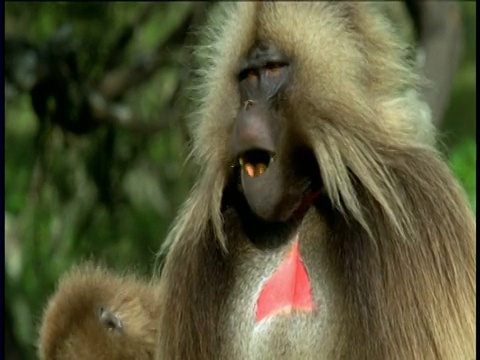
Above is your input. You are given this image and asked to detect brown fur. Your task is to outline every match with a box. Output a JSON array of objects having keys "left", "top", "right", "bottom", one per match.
[
  {"left": 155, "top": 3, "right": 475, "bottom": 360},
  {"left": 38, "top": 263, "right": 160, "bottom": 360}
]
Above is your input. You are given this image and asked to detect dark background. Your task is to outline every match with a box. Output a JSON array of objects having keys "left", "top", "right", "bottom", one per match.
[{"left": 4, "top": 2, "right": 476, "bottom": 359}]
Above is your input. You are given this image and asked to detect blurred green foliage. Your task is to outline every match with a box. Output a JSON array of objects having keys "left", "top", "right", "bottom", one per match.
[
  {"left": 4, "top": 3, "right": 476, "bottom": 360},
  {"left": 443, "top": 2, "right": 476, "bottom": 212},
  {"left": 450, "top": 139, "right": 476, "bottom": 212}
]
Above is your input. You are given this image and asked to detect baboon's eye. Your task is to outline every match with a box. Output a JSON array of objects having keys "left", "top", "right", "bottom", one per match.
[
  {"left": 239, "top": 68, "right": 258, "bottom": 83},
  {"left": 265, "top": 62, "right": 287, "bottom": 77}
]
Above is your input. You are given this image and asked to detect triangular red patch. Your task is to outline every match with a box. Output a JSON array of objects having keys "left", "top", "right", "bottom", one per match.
[{"left": 255, "top": 238, "right": 314, "bottom": 322}]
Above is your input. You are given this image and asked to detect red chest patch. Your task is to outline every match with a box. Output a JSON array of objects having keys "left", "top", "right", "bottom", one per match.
[{"left": 255, "top": 237, "right": 315, "bottom": 322}]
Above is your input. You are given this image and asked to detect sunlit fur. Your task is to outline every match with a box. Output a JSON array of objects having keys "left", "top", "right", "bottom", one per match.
[
  {"left": 38, "top": 264, "right": 160, "bottom": 360},
  {"left": 156, "top": 2, "right": 475, "bottom": 359}
]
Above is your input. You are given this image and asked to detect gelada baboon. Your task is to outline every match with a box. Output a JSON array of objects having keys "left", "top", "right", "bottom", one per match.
[
  {"left": 38, "top": 263, "right": 160, "bottom": 360},
  {"left": 156, "top": 2, "right": 475, "bottom": 360}
]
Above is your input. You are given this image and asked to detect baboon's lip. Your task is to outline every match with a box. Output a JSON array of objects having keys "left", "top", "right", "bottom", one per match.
[{"left": 236, "top": 148, "right": 276, "bottom": 178}]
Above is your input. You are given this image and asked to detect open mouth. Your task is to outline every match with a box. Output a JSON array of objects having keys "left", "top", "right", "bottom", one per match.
[
  {"left": 237, "top": 149, "right": 276, "bottom": 178},
  {"left": 229, "top": 143, "right": 321, "bottom": 223}
]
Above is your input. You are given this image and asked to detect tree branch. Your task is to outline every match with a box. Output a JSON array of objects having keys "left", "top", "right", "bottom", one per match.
[{"left": 405, "top": 1, "right": 463, "bottom": 126}]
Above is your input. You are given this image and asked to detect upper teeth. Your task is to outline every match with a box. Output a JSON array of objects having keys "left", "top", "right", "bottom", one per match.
[
  {"left": 244, "top": 163, "right": 267, "bottom": 177},
  {"left": 239, "top": 157, "right": 272, "bottom": 177},
  {"left": 236, "top": 151, "right": 275, "bottom": 178}
]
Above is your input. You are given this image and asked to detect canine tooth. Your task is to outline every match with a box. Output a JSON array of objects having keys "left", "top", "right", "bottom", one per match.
[
  {"left": 256, "top": 164, "right": 267, "bottom": 175},
  {"left": 245, "top": 164, "right": 255, "bottom": 177}
]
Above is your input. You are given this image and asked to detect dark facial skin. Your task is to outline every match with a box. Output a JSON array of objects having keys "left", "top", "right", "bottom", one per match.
[
  {"left": 230, "top": 42, "right": 319, "bottom": 223},
  {"left": 98, "top": 306, "right": 123, "bottom": 332}
]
